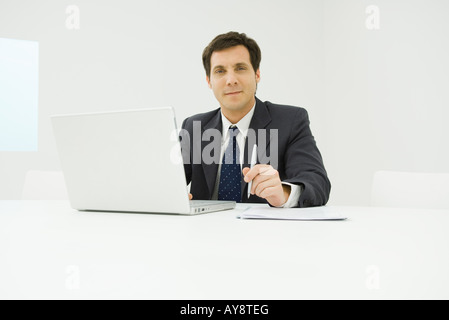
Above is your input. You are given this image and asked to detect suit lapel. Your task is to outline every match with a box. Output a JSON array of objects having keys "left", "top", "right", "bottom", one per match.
[
  {"left": 201, "top": 109, "right": 222, "bottom": 198},
  {"left": 241, "top": 98, "right": 272, "bottom": 197}
]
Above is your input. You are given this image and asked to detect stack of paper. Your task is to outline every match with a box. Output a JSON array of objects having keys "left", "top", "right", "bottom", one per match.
[{"left": 237, "top": 206, "right": 347, "bottom": 221}]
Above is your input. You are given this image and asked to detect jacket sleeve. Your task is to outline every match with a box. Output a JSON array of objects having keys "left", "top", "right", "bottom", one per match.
[
  {"left": 283, "top": 108, "right": 331, "bottom": 207},
  {"left": 180, "top": 117, "right": 192, "bottom": 185}
]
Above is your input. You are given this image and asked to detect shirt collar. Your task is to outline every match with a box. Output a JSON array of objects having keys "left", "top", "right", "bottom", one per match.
[{"left": 220, "top": 101, "right": 256, "bottom": 141}]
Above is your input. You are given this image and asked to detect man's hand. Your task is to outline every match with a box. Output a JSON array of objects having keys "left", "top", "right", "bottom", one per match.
[
  {"left": 243, "top": 164, "right": 291, "bottom": 207},
  {"left": 189, "top": 193, "right": 193, "bottom": 200}
]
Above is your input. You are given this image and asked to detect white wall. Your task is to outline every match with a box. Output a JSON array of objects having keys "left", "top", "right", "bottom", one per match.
[
  {"left": 0, "top": 0, "right": 448, "bottom": 205},
  {"left": 322, "top": 0, "right": 449, "bottom": 205}
]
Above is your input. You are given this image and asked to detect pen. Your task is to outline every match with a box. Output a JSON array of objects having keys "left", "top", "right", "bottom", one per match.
[{"left": 247, "top": 144, "right": 257, "bottom": 198}]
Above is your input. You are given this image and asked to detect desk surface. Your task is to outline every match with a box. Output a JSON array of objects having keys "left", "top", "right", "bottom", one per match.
[{"left": 1, "top": 201, "right": 448, "bottom": 300}]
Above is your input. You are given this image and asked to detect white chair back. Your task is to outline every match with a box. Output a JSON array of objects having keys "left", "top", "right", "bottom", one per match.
[{"left": 371, "top": 171, "right": 449, "bottom": 210}]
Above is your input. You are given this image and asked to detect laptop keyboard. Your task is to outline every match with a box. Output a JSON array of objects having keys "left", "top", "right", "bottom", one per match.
[{"left": 190, "top": 200, "right": 226, "bottom": 208}]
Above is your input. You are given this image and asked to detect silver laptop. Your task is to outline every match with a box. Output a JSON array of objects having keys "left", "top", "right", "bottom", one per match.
[{"left": 51, "top": 107, "right": 236, "bottom": 215}]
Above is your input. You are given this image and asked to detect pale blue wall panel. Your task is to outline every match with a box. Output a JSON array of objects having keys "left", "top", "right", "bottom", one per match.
[{"left": 0, "top": 38, "right": 39, "bottom": 151}]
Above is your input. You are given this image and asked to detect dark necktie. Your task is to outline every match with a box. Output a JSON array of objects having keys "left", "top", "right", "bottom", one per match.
[{"left": 218, "top": 126, "right": 242, "bottom": 202}]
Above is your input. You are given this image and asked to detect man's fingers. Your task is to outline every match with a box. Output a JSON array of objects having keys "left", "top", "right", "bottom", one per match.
[
  {"left": 189, "top": 193, "right": 193, "bottom": 200},
  {"left": 244, "top": 164, "right": 276, "bottom": 183},
  {"left": 244, "top": 165, "right": 287, "bottom": 206},
  {"left": 254, "top": 179, "right": 280, "bottom": 197},
  {"left": 250, "top": 173, "right": 275, "bottom": 194},
  {"left": 259, "top": 186, "right": 281, "bottom": 199}
]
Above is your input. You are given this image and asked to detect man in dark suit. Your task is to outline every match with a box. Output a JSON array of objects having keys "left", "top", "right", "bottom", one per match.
[{"left": 180, "top": 32, "right": 330, "bottom": 208}]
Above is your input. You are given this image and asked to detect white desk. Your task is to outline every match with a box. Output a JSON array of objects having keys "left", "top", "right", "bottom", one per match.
[{"left": 1, "top": 201, "right": 448, "bottom": 300}]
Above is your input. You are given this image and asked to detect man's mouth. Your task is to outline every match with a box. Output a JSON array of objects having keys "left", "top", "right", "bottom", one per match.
[{"left": 225, "top": 91, "right": 242, "bottom": 96}]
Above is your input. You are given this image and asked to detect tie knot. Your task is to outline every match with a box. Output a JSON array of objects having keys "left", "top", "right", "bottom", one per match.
[{"left": 229, "top": 125, "right": 239, "bottom": 134}]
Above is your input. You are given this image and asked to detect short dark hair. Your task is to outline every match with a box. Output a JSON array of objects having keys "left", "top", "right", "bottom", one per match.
[{"left": 202, "top": 31, "right": 262, "bottom": 77}]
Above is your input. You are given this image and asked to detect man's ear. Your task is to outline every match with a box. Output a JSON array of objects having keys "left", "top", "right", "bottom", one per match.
[
  {"left": 206, "top": 75, "right": 212, "bottom": 89},
  {"left": 255, "top": 69, "right": 261, "bottom": 83}
]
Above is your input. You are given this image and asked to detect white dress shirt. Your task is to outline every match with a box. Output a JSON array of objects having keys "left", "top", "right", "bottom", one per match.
[{"left": 211, "top": 103, "right": 301, "bottom": 207}]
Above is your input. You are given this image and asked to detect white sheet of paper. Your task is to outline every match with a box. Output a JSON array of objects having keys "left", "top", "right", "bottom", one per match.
[{"left": 237, "top": 206, "right": 347, "bottom": 221}]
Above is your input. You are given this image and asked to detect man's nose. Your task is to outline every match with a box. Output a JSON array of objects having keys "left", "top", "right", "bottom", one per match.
[{"left": 226, "top": 72, "right": 238, "bottom": 86}]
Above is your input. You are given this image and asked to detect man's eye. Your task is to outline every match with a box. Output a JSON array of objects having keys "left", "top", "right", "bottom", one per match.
[{"left": 215, "top": 69, "right": 225, "bottom": 74}]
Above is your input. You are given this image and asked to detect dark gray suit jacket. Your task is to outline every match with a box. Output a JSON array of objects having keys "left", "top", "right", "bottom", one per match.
[{"left": 180, "top": 97, "right": 331, "bottom": 207}]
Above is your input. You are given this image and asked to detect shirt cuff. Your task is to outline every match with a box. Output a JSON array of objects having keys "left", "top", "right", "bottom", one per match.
[{"left": 277, "top": 182, "right": 302, "bottom": 208}]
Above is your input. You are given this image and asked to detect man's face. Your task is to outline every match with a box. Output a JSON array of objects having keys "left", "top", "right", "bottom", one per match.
[{"left": 207, "top": 45, "right": 260, "bottom": 115}]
